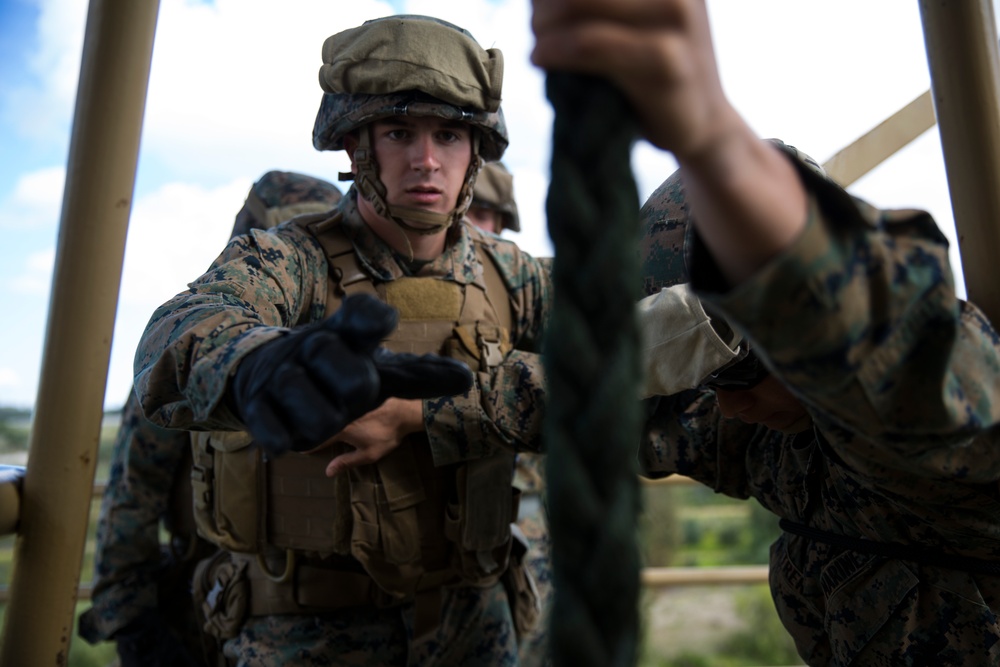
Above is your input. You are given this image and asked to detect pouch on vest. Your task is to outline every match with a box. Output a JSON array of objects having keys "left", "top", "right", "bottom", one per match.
[
  {"left": 444, "top": 459, "right": 517, "bottom": 583},
  {"left": 347, "top": 428, "right": 462, "bottom": 599},
  {"left": 267, "top": 444, "right": 352, "bottom": 556},
  {"left": 191, "top": 431, "right": 262, "bottom": 553},
  {"left": 192, "top": 549, "right": 250, "bottom": 641},
  {"left": 350, "top": 441, "right": 425, "bottom": 568}
]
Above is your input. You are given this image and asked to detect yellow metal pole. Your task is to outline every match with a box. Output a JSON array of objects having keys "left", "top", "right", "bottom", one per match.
[
  {"left": 0, "top": 0, "right": 159, "bottom": 663},
  {"left": 822, "top": 90, "right": 936, "bottom": 188},
  {"left": 918, "top": 0, "right": 1000, "bottom": 323}
]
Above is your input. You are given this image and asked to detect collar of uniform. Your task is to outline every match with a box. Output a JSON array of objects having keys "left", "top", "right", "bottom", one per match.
[{"left": 339, "top": 187, "right": 487, "bottom": 287}]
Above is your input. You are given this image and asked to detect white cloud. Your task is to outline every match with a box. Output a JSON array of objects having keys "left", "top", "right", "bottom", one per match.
[
  {"left": 101, "top": 177, "right": 263, "bottom": 408},
  {"left": 137, "top": 0, "right": 397, "bottom": 180},
  {"left": 11, "top": 248, "right": 55, "bottom": 296},
  {"left": 130, "top": 0, "right": 559, "bottom": 257},
  {"left": 0, "top": 369, "right": 18, "bottom": 388},
  {"left": 7, "top": 0, "right": 1000, "bottom": 410},
  {"left": 710, "top": 1, "right": 931, "bottom": 163},
  {"left": 0, "top": 166, "right": 65, "bottom": 229},
  {"left": 5, "top": 0, "right": 87, "bottom": 141},
  {"left": 118, "top": 178, "right": 254, "bottom": 309},
  {"left": 501, "top": 164, "right": 553, "bottom": 258}
]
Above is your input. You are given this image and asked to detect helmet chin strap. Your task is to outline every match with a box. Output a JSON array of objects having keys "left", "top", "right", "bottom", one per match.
[{"left": 346, "top": 126, "right": 483, "bottom": 244}]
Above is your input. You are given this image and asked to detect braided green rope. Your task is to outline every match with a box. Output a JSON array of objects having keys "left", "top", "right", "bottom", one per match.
[{"left": 543, "top": 72, "right": 642, "bottom": 667}]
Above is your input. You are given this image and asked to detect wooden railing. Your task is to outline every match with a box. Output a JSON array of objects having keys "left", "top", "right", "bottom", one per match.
[{"left": 0, "top": 474, "right": 771, "bottom": 605}]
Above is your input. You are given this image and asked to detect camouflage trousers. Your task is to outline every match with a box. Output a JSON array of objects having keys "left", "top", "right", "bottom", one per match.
[
  {"left": 771, "top": 534, "right": 1000, "bottom": 666},
  {"left": 222, "top": 581, "right": 517, "bottom": 666},
  {"left": 516, "top": 496, "right": 552, "bottom": 667}
]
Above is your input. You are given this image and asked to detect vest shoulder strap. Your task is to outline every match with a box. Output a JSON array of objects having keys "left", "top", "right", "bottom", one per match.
[
  {"left": 304, "top": 217, "right": 515, "bottom": 332},
  {"left": 470, "top": 237, "right": 514, "bottom": 334},
  {"left": 302, "top": 215, "right": 378, "bottom": 311}
]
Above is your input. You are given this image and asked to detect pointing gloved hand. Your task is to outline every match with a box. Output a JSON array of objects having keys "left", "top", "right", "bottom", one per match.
[{"left": 229, "top": 293, "right": 473, "bottom": 456}]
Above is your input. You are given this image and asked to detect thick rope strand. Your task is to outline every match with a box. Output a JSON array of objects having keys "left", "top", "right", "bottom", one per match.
[{"left": 543, "top": 72, "right": 643, "bottom": 667}]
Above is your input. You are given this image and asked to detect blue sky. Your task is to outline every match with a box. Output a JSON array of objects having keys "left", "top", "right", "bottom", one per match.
[{"left": 0, "top": 0, "right": 989, "bottom": 409}]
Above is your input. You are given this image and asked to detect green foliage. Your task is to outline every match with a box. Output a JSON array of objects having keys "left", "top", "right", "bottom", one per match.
[
  {"left": 638, "top": 483, "right": 680, "bottom": 566},
  {"left": 639, "top": 586, "right": 801, "bottom": 667},
  {"left": 0, "top": 420, "right": 29, "bottom": 452},
  {"left": 637, "top": 483, "right": 795, "bottom": 666},
  {"left": 640, "top": 652, "right": 714, "bottom": 667},
  {"left": 718, "top": 586, "right": 801, "bottom": 665},
  {"left": 0, "top": 408, "right": 32, "bottom": 423},
  {"left": 672, "top": 491, "right": 779, "bottom": 567},
  {"left": 638, "top": 482, "right": 781, "bottom": 569}
]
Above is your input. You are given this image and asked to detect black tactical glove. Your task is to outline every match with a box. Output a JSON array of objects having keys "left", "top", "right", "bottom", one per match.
[
  {"left": 229, "top": 293, "right": 474, "bottom": 455},
  {"left": 115, "top": 609, "right": 203, "bottom": 667}
]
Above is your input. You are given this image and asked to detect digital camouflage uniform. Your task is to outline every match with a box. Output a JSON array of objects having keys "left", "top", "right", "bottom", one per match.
[
  {"left": 639, "top": 143, "right": 1000, "bottom": 666},
  {"left": 471, "top": 161, "right": 551, "bottom": 666},
  {"left": 78, "top": 392, "right": 214, "bottom": 660},
  {"left": 78, "top": 170, "right": 344, "bottom": 662},
  {"left": 132, "top": 17, "right": 551, "bottom": 666},
  {"left": 135, "top": 190, "right": 550, "bottom": 666}
]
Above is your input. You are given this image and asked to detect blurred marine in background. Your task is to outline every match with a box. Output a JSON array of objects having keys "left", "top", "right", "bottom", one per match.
[
  {"left": 78, "top": 171, "right": 343, "bottom": 667},
  {"left": 468, "top": 161, "right": 550, "bottom": 666}
]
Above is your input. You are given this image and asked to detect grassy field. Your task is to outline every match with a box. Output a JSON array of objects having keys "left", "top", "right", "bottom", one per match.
[{"left": 0, "top": 410, "right": 800, "bottom": 666}]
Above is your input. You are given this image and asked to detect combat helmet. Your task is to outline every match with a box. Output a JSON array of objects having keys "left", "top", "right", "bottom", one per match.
[
  {"left": 639, "top": 138, "right": 827, "bottom": 298},
  {"left": 637, "top": 168, "right": 768, "bottom": 389},
  {"left": 312, "top": 15, "right": 508, "bottom": 235},
  {"left": 232, "top": 170, "right": 343, "bottom": 237},
  {"left": 638, "top": 168, "right": 691, "bottom": 299},
  {"left": 471, "top": 161, "right": 520, "bottom": 232}
]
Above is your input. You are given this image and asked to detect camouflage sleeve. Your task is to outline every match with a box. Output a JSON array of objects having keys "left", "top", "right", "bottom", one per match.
[
  {"left": 511, "top": 255, "right": 553, "bottom": 352},
  {"left": 640, "top": 389, "right": 757, "bottom": 498},
  {"left": 692, "top": 154, "right": 1000, "bottom": 473},
  {"left": 481, "top": 348, "right": 546, "bottom": 454},
  {"left": 78, "top": 392, "right": 186, "bottom": 642},
  {"left": 133, "top": 224, "right": 329, "bottom": 429},
  {"left": 423, "top": 247, "right": 552, "bottom": 464},
  {"left": 640, "top": 389, "right": 810, "bottom": 514}
]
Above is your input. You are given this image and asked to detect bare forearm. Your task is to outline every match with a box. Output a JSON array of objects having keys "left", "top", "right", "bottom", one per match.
[{"left": 679, "top": 125, "right": 808, "bottom": 286}]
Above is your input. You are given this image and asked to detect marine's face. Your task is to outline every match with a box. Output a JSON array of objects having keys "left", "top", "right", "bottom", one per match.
[
  {"left": 714, "top": 375, "right": 812, "bottom": 434},
  {"left": 466, "top": 205, "right": 502, "bottom": 234},
  {"left": 352, "top": 115, "right": 472, "bottom": 227}
]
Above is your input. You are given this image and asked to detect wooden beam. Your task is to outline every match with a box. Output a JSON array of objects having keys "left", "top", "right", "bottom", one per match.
[{"left": 822, "top": 90, "right": 936, "bottom": 187}]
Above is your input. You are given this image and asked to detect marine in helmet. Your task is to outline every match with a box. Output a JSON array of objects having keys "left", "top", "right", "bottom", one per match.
[
  {"left": 635, "top": 147, "right": 1000, "bottom": 667},
  {"left": 531, "top": 1, "right": 1000, "bottom": 662},
  {"left": 634, "top": 144, "right": 1000, "bottom": 664},
  {"left": 79, "top": 171, "right": 344, "bottom": 667},
  {"left": 464, "top": 160, "right": 551, "bottom": 664},
  {"left": 467, "top": 161, "right": 520, "bottom": 235},
  {"left": 133, "top": 15, "right": 551, "bottom": 666}
]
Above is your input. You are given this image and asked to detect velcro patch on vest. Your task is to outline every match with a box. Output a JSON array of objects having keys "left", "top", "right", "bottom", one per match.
[{"left": 382, "top": 278, "right": 462, "bottom": 321}]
